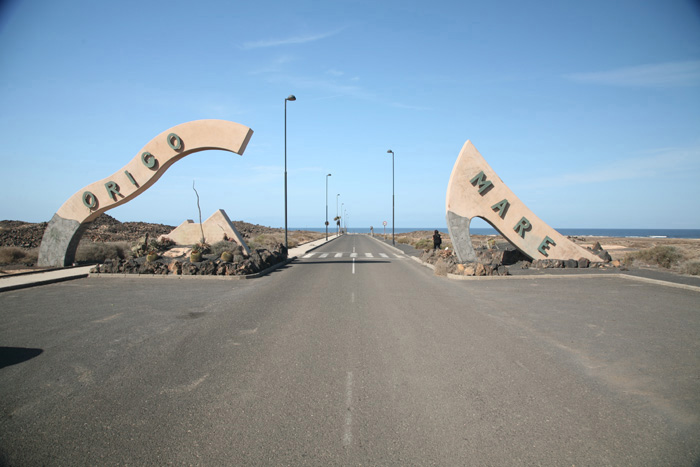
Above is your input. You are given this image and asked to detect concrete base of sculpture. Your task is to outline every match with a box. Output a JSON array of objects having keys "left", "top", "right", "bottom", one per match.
[
  {"left": 37, "top": 214, "right": 86, "bottom": 266},
  {"left": 161, "top": 209, "right": 250, "bottom": 255},
  {"left": 446, "top": 140, "right": 600, "bottom": 263}
]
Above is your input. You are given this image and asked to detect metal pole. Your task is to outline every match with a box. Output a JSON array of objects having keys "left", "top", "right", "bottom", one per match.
[
  {"left": 284, "top": 99, "right": 288, "bottom": 250},
  {"left": 387, "top": 150, "right": 395, "bottom": 246},
  {"left": 284, "top": 95, "right": 296, "bottom": 251},
  {"left": 325, "top": 174, "right": 331, "bottom": 240}
]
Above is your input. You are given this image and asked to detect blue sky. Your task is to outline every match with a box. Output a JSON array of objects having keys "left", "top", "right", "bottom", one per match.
[{"left": 1, "top": 0, "right": 699, "bottom": 230}]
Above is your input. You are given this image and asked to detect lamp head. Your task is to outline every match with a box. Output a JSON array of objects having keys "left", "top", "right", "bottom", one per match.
[
  {"left": 286, "top": 95, "right": 296, "bottom": 101},
  {"left": 327, "top": 173, "right": 332, "bottom": 177},
  {"left": 387, "top": 149, "right": 394, "bottom": 154}
]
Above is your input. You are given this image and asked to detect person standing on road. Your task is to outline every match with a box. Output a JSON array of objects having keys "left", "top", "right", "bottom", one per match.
[{"left": 433, "top": 230, "right": 442, "bottom": 250}]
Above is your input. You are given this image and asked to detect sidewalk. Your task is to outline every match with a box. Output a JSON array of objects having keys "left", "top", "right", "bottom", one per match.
[
  {"left": 0, "top": 266, "right": 94, "bottom": 293},
  {"left": 0, "top": 235, "right": 342, "bottom": 293}
]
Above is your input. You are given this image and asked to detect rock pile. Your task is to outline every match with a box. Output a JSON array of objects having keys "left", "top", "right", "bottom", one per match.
[
  {"left": 0, "top": 220, "right": 47, "bottom": 248},
  {"left": 420, "top": 242, "right": 616, "bottom": 277},
  {"left": 91, "top": 244, "right": 288, "bottom": 277}
]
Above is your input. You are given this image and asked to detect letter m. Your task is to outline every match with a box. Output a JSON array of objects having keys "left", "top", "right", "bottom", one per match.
[{"left": 470, "top": 171, "right": 493, "bottom": 195}]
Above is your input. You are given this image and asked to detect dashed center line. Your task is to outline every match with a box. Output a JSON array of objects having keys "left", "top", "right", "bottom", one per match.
[
  {"left": 379, "top": 253, "right": 389, "bottom": 258},
  {"left": 343, "top": 371, "right": 354, "bottom": 446},
  {"left": 334, "top": 253, "right": 343, "bottom": 258},
  {"left": 319, "top": 253, "right": 329, "bottom": 258},
  {"left": 364, "top": 253, "right": 373, "bottom": 258}
]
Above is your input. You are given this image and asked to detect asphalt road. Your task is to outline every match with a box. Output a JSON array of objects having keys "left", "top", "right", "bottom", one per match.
[{"left": 1, "top": 234, "right": 699, "bottom": 465}]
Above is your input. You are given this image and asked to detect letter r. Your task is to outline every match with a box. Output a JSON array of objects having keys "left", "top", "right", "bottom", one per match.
[{"left": 513, "top": 217, "right": 531, "bottom": 238}]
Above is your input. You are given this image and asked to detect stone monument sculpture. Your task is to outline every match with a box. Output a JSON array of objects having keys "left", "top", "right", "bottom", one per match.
[
  {"left": 446, "top": 140, "right": 600, "bottom": 263},
  {"left": 38, "top": 119, "right": 253, "bottom": 266},
  {"left": 161, "top": 209, "right": 251, "bottom": 255}
]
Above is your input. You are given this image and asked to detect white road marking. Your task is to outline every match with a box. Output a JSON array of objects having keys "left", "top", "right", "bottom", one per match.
[
  {"left": 353, "top": 246, "right": 356, "bottom": 253},
  {"left": 351, "top": 292, "right": 355, "bottom": 303},
  {"left": 379, "top": 253, "right": 389, "bottom": 258},
  {"left": 319, "top": 253, "right": 329, "bottom": 258},
  {"left": 350, "top": 253, "right": 358, "bottom": 258},
  {"left": 352, "top": 258, "right": 355, "bottom": 274},
  {"left": 343, "top": 371, "right": 354, "bottom": 446},
  {"left": 364, "top": 253, "right": 373, "bottom": 258},
  {"left": 334, "top": 253, "right": 343, "bottom": 258},
  {"left": 303, "top": 253, "right": 315, "bottom": 258}
]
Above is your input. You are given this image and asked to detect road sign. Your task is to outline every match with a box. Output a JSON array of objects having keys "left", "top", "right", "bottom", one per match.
[{"left": 383, "top": 221, "right": 387, "bottom": 226}]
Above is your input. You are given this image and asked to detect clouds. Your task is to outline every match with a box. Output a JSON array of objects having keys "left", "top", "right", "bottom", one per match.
[
  {"left": 241, "top": 29, "right": 344, "bottom": 50},
  {"left": 527, "top": 145, "right": 700, "bottom": 188},
  {"left": 566, "top": 60, "right": 700, "bottom": 87}
]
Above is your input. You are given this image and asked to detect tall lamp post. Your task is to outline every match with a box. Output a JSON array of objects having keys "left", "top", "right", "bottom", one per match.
[
  {"left": 325, "top": 173, "right": 332, "bottom": 240},
  {"left": 387, "top": 149, "right": 395, "bottom": 245},
  {"left": 341, "top": 203, "right": 344, "bottom": 234},
  {"left": 336, "top": 194, "right": 340, "bottom": 235},
  {"left": 284, "top": 94, "right": 296, "bottom": 250}
]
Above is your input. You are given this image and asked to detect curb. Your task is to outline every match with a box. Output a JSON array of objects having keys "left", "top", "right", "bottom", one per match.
[
  {"left": 0, "top": 272, "right": 91, "bottom": 293},
  {"left": 444, "top": 272, "right": 700, "bottom": 292}
]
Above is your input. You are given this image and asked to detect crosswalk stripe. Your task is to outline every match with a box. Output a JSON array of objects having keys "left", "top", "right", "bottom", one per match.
[{"left": 300, "top": 252, "right": 403, "bottom": 260}]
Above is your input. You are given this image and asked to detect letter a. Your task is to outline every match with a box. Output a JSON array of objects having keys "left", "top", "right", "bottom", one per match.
[{"left": 491, "top": 199, "right": 510, "bottom": 219}]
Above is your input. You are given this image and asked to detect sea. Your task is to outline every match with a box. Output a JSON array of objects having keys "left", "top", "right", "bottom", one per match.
[{"left": 294, "top": 227, "right": 700, "bottom": 239}]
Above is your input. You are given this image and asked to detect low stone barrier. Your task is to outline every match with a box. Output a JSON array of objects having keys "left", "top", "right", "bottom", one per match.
[{"left": 90, "top": 245, "right": 287, "bottom": 277}]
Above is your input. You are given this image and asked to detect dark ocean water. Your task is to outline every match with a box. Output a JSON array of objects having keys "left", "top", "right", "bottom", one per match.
[{"left": 296, "top": 227, "right": 700, "bottom": 239}]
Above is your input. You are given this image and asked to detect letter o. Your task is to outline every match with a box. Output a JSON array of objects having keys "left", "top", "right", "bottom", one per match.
[
  {"left": 82, "top": 191, "right": 97, "bottom": 209},
  {"left": 141, "top": 151, "right": 156, "bottom": 169},
  {"left": 167, "top": 133, "right": 182, "bottom": 151}
]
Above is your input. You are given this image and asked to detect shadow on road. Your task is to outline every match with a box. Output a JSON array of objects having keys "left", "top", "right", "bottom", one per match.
[{"left": 0, "top": 347, "right": 43, "bottom": 369}]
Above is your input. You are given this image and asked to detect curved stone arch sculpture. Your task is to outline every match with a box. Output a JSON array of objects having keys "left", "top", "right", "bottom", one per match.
[
  {"left": 38, "top": 119, "right": 254, "bottom": 266},
  {"left": 446, "top": 140, "right": 600, "bottom": 263}
]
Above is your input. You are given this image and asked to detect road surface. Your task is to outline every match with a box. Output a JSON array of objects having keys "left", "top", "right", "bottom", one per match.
[{"left": 1, "top": 234, "right": 699, "bottom": 465}]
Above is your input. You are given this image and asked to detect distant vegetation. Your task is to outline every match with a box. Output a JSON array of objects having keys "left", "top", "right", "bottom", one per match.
[{"left": 624, "top": 246, "right": 684, "bottom": 269}]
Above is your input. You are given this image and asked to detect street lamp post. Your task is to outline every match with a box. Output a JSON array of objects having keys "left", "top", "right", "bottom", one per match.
[
  {"left": 341, "top": 203, "right": 344, "bottom": 234},
  {"left": 387, "top": 149, "right": 395, "bottom": 245},
  {"left": 325, "top": 173, "right": 332, "bottom": 240},
  {"left": 284, "top": 94, "right": 296, "bottom": 251}
]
